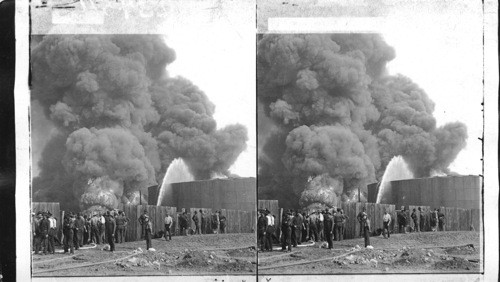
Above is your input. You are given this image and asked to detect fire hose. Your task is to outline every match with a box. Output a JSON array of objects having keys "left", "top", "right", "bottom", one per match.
[{"left": 32, "top": 249, "right": 143, "bottom": 274}]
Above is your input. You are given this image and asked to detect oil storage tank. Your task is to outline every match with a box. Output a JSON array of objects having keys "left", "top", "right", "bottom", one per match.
[
  {"left": 386, "top": 175, "right": 481, "bottom": 209},
  {"left": 158, "top": 177, "right": 256, "bottom": 212}
]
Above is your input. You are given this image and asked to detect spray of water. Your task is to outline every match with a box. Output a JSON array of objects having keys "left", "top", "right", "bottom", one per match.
[
  {"left": 157, "top": 158, "right": 195, "bottom": 206},
  {"left": 376, "top": 155, "right": 414, "bottom": 204}
]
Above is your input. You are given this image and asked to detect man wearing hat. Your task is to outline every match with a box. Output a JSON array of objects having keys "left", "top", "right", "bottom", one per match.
[
  {"left": 257, "top": 210, "right": 267, "bottom": 251},
  {"left": 219, "top": 211, "right": 227, "bottom": 234},
  {"left": 292, "top": 210, "right": 303, "bottom": 247},
  {"left": 138, "top": 209, "right": 148, "bottom": 239},
  {"left": 334, "top": 208, "right": 344, "bottom": 241},
  {"left": 308, "top": 210, "right": 318, "bottom": 242},
  {"left": 357, "top": 207, "right": 367, "bottom": 238},
  {"left": 281, "top": 211, "right": 293, "bottom": 252},
  {"left": 90, "top": 213, "right": 101, "bottom": 244},
  {"left": 397, "top": 206, "right": 407, "bottom": 234},
  {"left": 323, "top": 209, "right": 334, "bottom": 249},
  {"left": 265, "top": 209, "right": 274, "bottom": 251},
  {"left": 47, "top": 212, "right": 57, "bottom": 254},
  {"left": 74, "top": 213, "right": 85, "bottom": 249},
  {"left": 105, "top": 211, "right": 116, "bottom": 252},
  {"left": 35, "top": 212, "right": 50, "bottom": 255},
  {"left": 99, "top": 212, "right": 106, "bottom": 243},
  {"left": 115, "top": 211, "right": 126, "bottom": 243},
  {"left": 144, "top": 214, "right": 153, "bottom": 250},
  {"left": 63, "top": 212, "right": 75, "bottom": 254}
]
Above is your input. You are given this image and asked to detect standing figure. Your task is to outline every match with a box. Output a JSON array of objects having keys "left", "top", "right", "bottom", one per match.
[
  {"left": 164, "top": 213, "right": 173, "bottom": 241},
  {"left": 63, "top": 213, "right": 74, "bottom": 254},
  {"left": 138, "top": 210, "right": 148, "bottom": 239},
  {"left": 192, "top": 211, "right": 200, "bottom": 234},
  {"left": 74, "top": 213, "right": 85, "bottom": 248},
  {"left": 382, "top": 209, "right": 391, "bottom": 239},
  {"left": 211, "top": 211, "right": 219, "bottom": 234},
  {"left": 318, "top": 211, "right": 324, "bottom": 241},
  {"left": 265, "top": 210, "right": 275, "bottom": 251},
  {"left": 219, "top": 212, "right": 227, "bottom": 234},
  {"left": 430, "top": 209, "right": 438, "bottom": 232},
  {"left": 35, "top": 212, "right": 50, "bottom": 255},
  {"left": 99, "top": 212, "right": 106, "bottom": 243},
  {"left": 334, "top": 208, "right": 343, "bottom": 241},
  {"left": 308, "top": 211, "right": 318, "bottom": 242},
  {"left": 411, "top": 208, "right": 419, "bottom": 232},
  {"left": 281, "top": 211, "right": 293, "bottom": 252},
  {"left": 302, "top": 212, "right": 309, "bottom": 242},
  {"left": 323, "top": 209, "right": 334, "bottom": 249},
  {"left": 418, "top": 207, "right": 425, "bottom": 232},
  {"left": 115, "top": 211, "right": 126, "bottom": 243},
  {"left": 362, "top": 213, "right": 371, "bottom": 248},
  {"left": 357, "top": 207, "right": 366, "bottom": 237},
  {"left": 200, "top": 210, "right": 206, "bottom": 235},
  {"left": 144, "top": 216, "right": 153, "bottom": 250},
  {"left": 104, "top": 211, "right": 116, "bottom": 252},
  {"left": 257, "top": 210, "right": 267, "bottom": 251},
  {"left": 179, "top": 212, "right": 188, "bottom": 235},
  {"left": 437, "top": 209, "right": 446, "bottom": 231},
  {"left": 47, "top": 212, "right": 57, "bottom": 254},
  {"left": 90, "top": 213, "right": 101, "bottom": 244},
  {"left": 83, "top": 215, "right": 90, "bottom": 244},
  {"left": 397, "top": 206, "right": 407, "bottom": 234},
  {"left": 340, "top": 209, "right": 349, "bottom": 240},
  {"left": 292, "top": 211, "right": 303, "bottom": 246}
]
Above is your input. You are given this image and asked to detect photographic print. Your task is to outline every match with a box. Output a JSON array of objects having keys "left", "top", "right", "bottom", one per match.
[
  {"left": 28, "top": 0, "right": 256, "bottom": 279},
  {"left": 257, "top": 0, "right": 485, "bottom": 276}
]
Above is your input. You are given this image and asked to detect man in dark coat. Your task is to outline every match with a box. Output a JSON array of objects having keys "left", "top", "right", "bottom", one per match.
[
  {"left": 35, "top": 212, "right": 50, "bottom": 255},
  {"left": 138, "top": 210, "right": 148, "bottom": 239},
  {"left": 257, "top": 210, "right": 267, "bottom": 251},
  {"left": 192, "top": 211, "right": 200, "bottom": 234},
  {"left": 200, "top": 210, "right": 207, "bottom": 234},
  {"left": 323, "top": 209, "right": 334, "bottom": 249},
  {"left": 293, "top": 211, "right": 303, "bottom": 246},
  {"left": 302, "top": 212, "right": 309, "bottom": 242},
  {"left": 411, "top": 208, "right": 419, "bottom": 232},
  {"left": 418, "top": 207, "right": 425, "bottom": 232},
  {"left": 281, "top": 211, "right": 293, "bottom": 252},
  {"left": 397, "top": 206, "right": 407, "bottom": 234},
  {"left": 179, "top": 212, "right": 188, "bottom": 235},
  {"left": 357, "top": 207, "right": 366, "bottom": 237},
  {"left": 334, "top": 208, "right": 344, "bottom": 241},
  {"left": 74, "top": 213, "right": 85, "bottom": 248},
  {"left": 437, "top": 209, "right": 446, "bottom": 231},
  {"left": 105, "top": 211, "right": 116, "bottom": 252},
  {"left": 144, "top": 215, "right": 153, "bottom": 250},
  {"left": 63, "top": 213, "right": 75, "bottom": 254},
  {"left": 115, "top": 211, "right": 126, "bottom": 243},
  {"left": 47, "top": 212, "right": 57, "bottom": 254},
  {"left": 219, "top": 213, "right": 227, "bottom": 234}
]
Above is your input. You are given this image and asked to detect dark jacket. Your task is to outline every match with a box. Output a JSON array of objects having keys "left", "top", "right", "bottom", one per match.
[
  {"left": 258, "top": 215, "right": 267, "bottom": 231},
  {"left": 323, "top": 214, "right": 334, "bottom": 234},
  {"left": 105, "top": 216, "right": 116, "bottom": 235},
  {"left": 38, "top": 218, "right": 50, "bottom": 236}
]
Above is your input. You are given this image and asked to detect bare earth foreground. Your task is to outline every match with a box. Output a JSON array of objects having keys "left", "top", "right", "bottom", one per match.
[
  {"left": 32, "top": 233, "right": 256, "bottom": 276},
  {"left": 258, "top": 231, "right": 481, "bottom": 275}
]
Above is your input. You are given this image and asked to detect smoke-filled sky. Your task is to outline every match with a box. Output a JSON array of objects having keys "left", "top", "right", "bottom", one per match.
[
  {"left": 257, "top": 1, "right": 483, "bottom": 209},
  {"left": 257, "top": 33, "right": 477, "bottom": 209},
  {"left": 31, "top": 34, "right": 253, "bottom": 211}
]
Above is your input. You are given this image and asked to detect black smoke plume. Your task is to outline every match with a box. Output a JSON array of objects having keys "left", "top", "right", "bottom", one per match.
[
  {"left": 31, "top": 35, "right": 248, "bottom": 211},
  {"left": 257, "top": 34, "right": 467, "bottom": 209}
]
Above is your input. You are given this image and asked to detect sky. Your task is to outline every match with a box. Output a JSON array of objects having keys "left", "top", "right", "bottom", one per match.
[
  {"left": 159, "top": 0, "right": 256, "bottom": 178},
  {"left": 380, "top": 1, "right": 483, "bottom": 176}
]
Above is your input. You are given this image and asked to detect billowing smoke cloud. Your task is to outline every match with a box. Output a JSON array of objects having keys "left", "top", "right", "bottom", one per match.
[
  {"left": 257, "top": 34, "right": 467, "bottom": 209},
  {"left": 31, "top": 35, "right": 248, "bottom": 211}
]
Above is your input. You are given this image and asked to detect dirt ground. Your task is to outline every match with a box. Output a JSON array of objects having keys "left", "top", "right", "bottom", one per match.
[
  {"left": 258, "top": 231, "right": 481, "bottom": 274},
  {"left": 32, "top": 233, "right": 256, "bottom": 276}
]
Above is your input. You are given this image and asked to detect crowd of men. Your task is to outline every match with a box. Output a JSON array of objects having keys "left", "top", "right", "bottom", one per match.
[
  {"left": 258, "top": 205, "right": 449, "bottom": 252},
  {"left": 32, "top": 209, "right": 130, "bottom": 255},
  {"left": 258, "top": 208, "right": 350, "bottom": 252}
]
